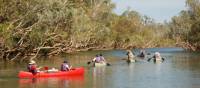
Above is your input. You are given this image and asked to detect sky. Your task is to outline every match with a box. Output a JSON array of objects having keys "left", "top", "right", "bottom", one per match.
[{"left": 112, "top": 0, "right": 187, "bottom": 23}]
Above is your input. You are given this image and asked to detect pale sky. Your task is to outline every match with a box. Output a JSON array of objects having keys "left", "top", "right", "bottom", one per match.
[{"left": 112, "top": 0, "right": 186, "bottom": 23}]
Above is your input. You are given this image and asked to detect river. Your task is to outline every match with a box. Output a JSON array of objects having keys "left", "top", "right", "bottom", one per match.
[{"left": 1, "top": 48, "right": 200, "bottom": 88}]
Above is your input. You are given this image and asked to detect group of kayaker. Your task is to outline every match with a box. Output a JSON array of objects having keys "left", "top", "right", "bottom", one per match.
[
  {"left": 126, "top": 49, "right": 164, "bottom": 63},
  {"left": 90, "top": 49, "right": 164, "bottom": 65},
  {"left": 27, "top": 60, "right": 72, "bottom": 75},
  {"left": 27, "top": 53, "right": 107, "bottom": 75},
  {"left": 27, "top": 49, "right": 164, "bottom": 75}
]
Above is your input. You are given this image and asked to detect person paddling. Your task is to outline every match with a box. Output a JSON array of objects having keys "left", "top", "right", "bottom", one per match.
[
  {"left": 87, "top": 54, "right": 110, "bottom": 66},
  {"left": 27, "top": 60, "right": 39, "bottom": 75},
  {"left": 147, "top": 52, "right": 165, "bottom": 62},
  {"left": 99, "top": 54, "right": 106, "bottom": 63},
  {"left": 126, "top": 50, "right": 136, "bottom": 63},
  {"left": 139, "top": 49, "right": 146, "bottom": 57},
  {"left": 92, "top": 54, "right": 101, "bottom": 63},
  {"left": 61, "top": 61, "right": 72, "bottom": 71}
]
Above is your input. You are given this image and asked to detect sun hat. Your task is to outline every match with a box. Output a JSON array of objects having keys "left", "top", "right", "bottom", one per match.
[
  {"left": 155, "top": 52, "right": 160, "bottom": 56},
  {"left": 29, "top": 60, "right": 36, "bottom": 64}
]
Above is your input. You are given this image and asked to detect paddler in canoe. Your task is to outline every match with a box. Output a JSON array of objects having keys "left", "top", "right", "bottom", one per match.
[
  {"left": 92, "top": 54, "right": 106, "bottom": 63},
  {"left": 87, "top": 54, "right": 110, "bottom": 66},
  {"left": 138, "top": 49, "right": 146, "bottom": 58},
  {"left": 27, "top": 60, "right": 57, "bottom": 75},
  {"left": 61, "top": 60, "right": 72, "bottom": 71},
  {"left": 19, "top": 60, "right": 83, "bottom": 78},
  {"left": 147, "top": 52, "right": 165, "bottom": 63},
  {"left": 126, "top": 50, "right": 136, "bottom": 63},
  {"left": 27, "top": 60, "right": 41, "bottom": 75},
  {"left": 92, "top": 54, "right": 107, "bottom": 66}
]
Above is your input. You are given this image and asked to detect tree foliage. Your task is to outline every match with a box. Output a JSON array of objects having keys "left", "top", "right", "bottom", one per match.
[
  {"left": 169, "top": 0, "right": 200, "bottom": 50},
  {"left": 0, "top": 0, "right": 175, "bottom": 61}
]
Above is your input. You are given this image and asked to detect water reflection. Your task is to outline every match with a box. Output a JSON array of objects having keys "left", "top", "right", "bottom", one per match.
[
  {"left": 92, "top": 67, "right": 106, "bottom": 88},
  {"left": 1, "top": 48, "right": 200, "bottom": 88},
  {"left": 127, "top": 63, "right": 135, "bottom": 77},
  {"left": 155, "top": 63, "right": 162, "bottom": 75},
  {"left": 19, "top": 76, "right": 84, "bottom": 88}
]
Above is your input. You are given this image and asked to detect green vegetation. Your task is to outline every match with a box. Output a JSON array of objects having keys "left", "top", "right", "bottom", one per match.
[
  {"left": 0, "top": 0, "right": 199, "bottom": 61},
  {"left": 168, "top": 0, "right": 200, "bottom": 50}
]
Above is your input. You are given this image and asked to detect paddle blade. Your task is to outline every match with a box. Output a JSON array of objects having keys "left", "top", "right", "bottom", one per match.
[
  {"left": 87, "top": 61, "right": 91, "bottom": 65},
  {"left": 147, "top": 58, "right": 151, "bottom": 62},
  {"left": 106, "top": 63, "right": 111, "bottom": 66},
  {"left": 162, "top": 58, "right": 165, "bottom": 62}
]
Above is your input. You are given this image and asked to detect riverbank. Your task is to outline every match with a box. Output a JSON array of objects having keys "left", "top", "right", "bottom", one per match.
[
  {"left": 1, "top": 40, "right": 194, "bottom": 62},
  {"left": 1, "top": 35, "right": 198, "bottom": 63}
]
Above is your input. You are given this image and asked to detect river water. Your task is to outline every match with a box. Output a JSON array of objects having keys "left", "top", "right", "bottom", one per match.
[{"left": 1, "top": 48, "right": 200, "bottom": 88}]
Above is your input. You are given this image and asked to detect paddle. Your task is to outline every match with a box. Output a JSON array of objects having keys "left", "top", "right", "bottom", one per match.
[
  {"left": 106, "top": 63, "right": 111, "bottom": 66},
  {"left": 161, "top": 57, "right": 165, "bottom": 62},
  {"left": 147, "top": 57, "right": 165, "bottom": 62},
  {"left": 162, "top": 57, "right": 165, "bottom": 60},
  {"left": 87, "top": 61, "right": 92, "bottom": 65},
  {"left": 147, "top": 58, "right": 152, "bottom": 62}
]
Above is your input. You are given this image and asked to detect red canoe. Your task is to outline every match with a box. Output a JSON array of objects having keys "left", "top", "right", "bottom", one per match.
[{"left": 18, "top": 67, "right": 84, "bottom": 78}]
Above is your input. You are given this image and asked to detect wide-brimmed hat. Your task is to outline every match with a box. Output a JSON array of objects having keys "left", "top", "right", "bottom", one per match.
[
  {"left": 29, "top": 60, "right": 36, "bottom": 64},
  {"left": 155, "top": 52, "right": 160, "bottom": 56}
]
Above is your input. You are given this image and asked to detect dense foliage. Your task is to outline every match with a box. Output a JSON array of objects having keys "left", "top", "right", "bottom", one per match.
[
  {"left": 169, "top": 0, "right": 200, "bottom": 50},
  {"left": 2, "top": 0, "right": 197, "bottom": 61}
]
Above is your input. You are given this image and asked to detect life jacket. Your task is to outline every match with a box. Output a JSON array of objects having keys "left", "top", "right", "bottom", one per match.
[
  {"left": 153, "top": 55, "right": 162, "bottom": 62},
  {"left": 28, "top": 64, "right": 37, "bottom": 75},
  {"left": 61, "top": 63, "right": 69, "bottom": 71},
  {"left": 27, "top": 64, "right": 36, "bottom": 71},
  {"left": 127, "top": 51, "right": 134, "bottom": 58},
  {"left": 95, "top": 57, "right": 101, "bottom": 63},
  {"left": 99, "top": 56, "right": 105, "bottom": 62},
  {"left": 30, "top": 65, "right": 36, "bottom": 70}
]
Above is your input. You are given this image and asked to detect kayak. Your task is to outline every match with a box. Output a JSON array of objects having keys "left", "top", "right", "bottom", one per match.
[
  {"left": 153, "top": 58, "right": 162, "bottom": 63},
  {"left": 94, "top": 62, "right": 106, "bottom": 67},
  {"left": 127, "top": 59, "right": 135, "bottom": 63},
  {"left": 18, "top": 67, "right": 84, "bottom": 78}
]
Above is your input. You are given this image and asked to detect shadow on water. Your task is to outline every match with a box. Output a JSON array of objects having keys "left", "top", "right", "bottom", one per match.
[{"left": 92, "top": 66, "right": 106, "bottom": 88}]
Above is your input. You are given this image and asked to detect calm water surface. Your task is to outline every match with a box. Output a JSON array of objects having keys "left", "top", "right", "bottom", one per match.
[{"left": 1, "top": 48, "right": 200, "bottom": 88}]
